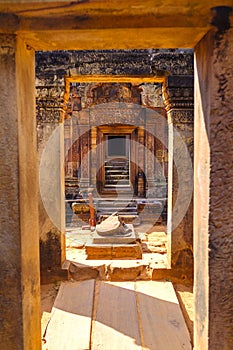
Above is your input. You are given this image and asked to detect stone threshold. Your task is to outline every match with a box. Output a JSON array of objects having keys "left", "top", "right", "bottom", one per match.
[{"left": 63, "top": 250, "right": 169, "bottom": 282}]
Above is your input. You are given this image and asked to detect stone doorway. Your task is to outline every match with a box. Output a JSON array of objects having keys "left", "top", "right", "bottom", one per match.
[
  {"left": 103, "top": 134, "right": 130, "bottom": 191},
  {"left": 2, "top": 3, "right": 232, "bottom": 350},
  {"left": 63, "top": 78, "right": 169, "bottom": 267},
  {"left": 96, "top": 125, "right": 139, "bottom": 197}
]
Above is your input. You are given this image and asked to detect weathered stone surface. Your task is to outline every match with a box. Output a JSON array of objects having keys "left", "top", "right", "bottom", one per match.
[
  {"left": 108, "top": 263, "right": 152, "bottom": 281},
  {"left": 194, "top": 27, "right": 233, "bottom": 350},
  {"left": 0, "top": 1, "right": 227, "bottom": 49},
  {"left": 0, "top": 35, "right": 41, "bottom": 350},
  {"left": 163, "top": 75, "right": 194, "bottom": 281},
  {"left": 0, "top": 3, "right": 233, "bottom": 350},
  {"left": 68, "top": 261, "right": 106, "bottom": 281},
  {"left": 36, "top": 49, "right": 193, "bottom": 83},
  {"left": 37, "top": 120, "right": 66, "bottom": 283}
]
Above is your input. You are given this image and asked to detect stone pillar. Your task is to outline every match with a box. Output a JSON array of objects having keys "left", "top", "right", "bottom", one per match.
[
  {"left": 90, "top": 126, "right": 98, "bottom": 193},
  {"left": 78, "top": 110, "right": 91, "bottom": 195},
  {"left": 163, "top": 75, "right": 194, "bottom": 281},
  {"left": 137, "top": 127, "right": 146, "bottom": 197},
  {"left": 194, "top": 21, "right": 233, "bottom": 350},
  {"left": 145, "top": 110, "right": 156, "bottom": 197},
  {"left": 36, "top": 82, "right": 66, "bottom": 283},
  {"left": 65, "top": 116, "right": 73, "bottom": 177},
  {"left": 0, "top": 35, "right": 40, "bottom": 349}
]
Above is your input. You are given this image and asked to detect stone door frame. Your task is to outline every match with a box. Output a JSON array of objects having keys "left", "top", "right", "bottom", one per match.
[
  {"left": 61, "top": 74, "right": 194, "bottom": 277},
  {"left": 1, "top": 5, "right": 232, "bottom": 347}
]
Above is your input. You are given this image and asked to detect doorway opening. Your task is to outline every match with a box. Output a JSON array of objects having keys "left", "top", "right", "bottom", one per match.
[
  {"left": 36, "top": 49, "right": 194, "bottom": 348},
  {"left": 63, "top": 77, "right": 169, "bottom": 271},
  {"left": 104, "top": 134, "right": 130, "bottom": 190}
]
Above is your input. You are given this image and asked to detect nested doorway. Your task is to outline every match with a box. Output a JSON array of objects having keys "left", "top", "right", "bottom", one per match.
[
  {"left": 104, "top": 134, "right": 130, "bottom": 189},
  {"left": 96, "top": 125, "right": 138, "bottom": 196}
]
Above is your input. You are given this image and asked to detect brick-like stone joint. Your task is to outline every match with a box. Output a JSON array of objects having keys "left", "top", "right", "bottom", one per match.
[
  {"left": 210, "top": 6, "right": 233, "bottom": 33},
  {"left": 162, "top": 75, "right": 194, "bottom": 282}
]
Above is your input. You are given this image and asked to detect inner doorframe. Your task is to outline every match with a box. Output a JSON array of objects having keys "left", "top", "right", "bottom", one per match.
[{"left": 63, "top": 74, "right": 170, "bottom": 262}]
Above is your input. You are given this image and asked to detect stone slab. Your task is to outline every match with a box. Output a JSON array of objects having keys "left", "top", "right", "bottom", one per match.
[
  {"left": 92, "top": 224, "right": 136, "bottom": 244},
  {"left": 85, "top": 242, "right": 142, "bottom": 260}
]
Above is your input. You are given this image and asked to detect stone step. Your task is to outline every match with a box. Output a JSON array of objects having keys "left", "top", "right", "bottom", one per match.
[
  {"left": 98, "top": 212, "right": 138, "bottom": 217},
  {"left": 105, "top": 169, "right": 129, "bottom": 173},
  {"left": 97, "top": 204, "right": 137, "bottom": 210},
  {"left": 64, "top": 258, "right": 169, "bottom": 282},
  {"left": 104, "top": 183, "right": 130, "bottom": 187},
  {"left": 105, "top": 174, "right": 129, "bottom": 178}
]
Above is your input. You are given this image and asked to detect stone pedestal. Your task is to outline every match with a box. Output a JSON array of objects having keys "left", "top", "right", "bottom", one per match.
[{"left": 86, "top": 224, "right": 142, "bottom": 259}]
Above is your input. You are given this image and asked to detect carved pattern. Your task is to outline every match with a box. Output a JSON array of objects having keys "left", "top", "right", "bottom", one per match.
[
  {"left": 36, "top": 49, "right": 193, "bottom": 77},
  {"left": 36, "top": 86, "right": 65, "bottom": 123},
  {"left": 141, "top": 83, "right": 165, "bottom": 108},
  {"left": 37, "top": 108, "right": 63, "bottom": 123},
  {"left": 90, "top": 106, "right": 145, "bottom": 126},
  {"left": 36, "top": 86, "right": 65, "bottom": 99},
  {"left": 170, "top": 110, "right": 194, "bottom": 124},
  {"left": 150, "top": 51, "right": 193, "bottom": 76},
  {"left": 163, "top": 87, "right": 193, "bottom": 107}
]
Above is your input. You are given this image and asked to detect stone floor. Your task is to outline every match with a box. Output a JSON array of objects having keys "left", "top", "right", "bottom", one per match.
[
  {"left": 41, "top": 224, "right": 194, "bottom": 348},
  {"left": 41, "top": 280, "right": 193, "bottom": 349}
]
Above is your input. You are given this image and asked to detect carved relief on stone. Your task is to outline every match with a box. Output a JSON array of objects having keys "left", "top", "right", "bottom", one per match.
[
  {"left": 89, "top": 105, "right": 145, "bottom": 126},
  {"left": 150, "top": 50, "right": 193, "bottom": 76},
  {"left": 162, "top": 76, "right": 194, "bottom": 114},
  {"left": 36, "top": 49, "right": 193, "bottom": 78},
  {"left": 170, "top": 110, "right": 194, "bottom": 124},
  {"left": 36, "top": 86, "right": 65, "bottom": 100},
  {"left": 141, "top": 83, "right": 165, "bottom": 108},
  {"left": 37, "top": 108, "right": 63, "bottom": 124},
  {"left": 163, "top": 87, "right": 194, "bottom": 111},
  {"left": 36, "top": 85, "right": 66, "bottom": 124}
]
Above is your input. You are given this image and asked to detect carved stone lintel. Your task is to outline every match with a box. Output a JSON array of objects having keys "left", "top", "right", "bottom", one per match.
[
  {"left": 90, "top": 104, "right": 145, "bottom": 126},
  {"left": 36, "top": 49, "right": 193, "bottom": 78}
]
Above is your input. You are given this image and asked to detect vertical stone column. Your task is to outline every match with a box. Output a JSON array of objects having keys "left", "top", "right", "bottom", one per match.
[
  {"left": 137, "top": 127, "right": 146, "bottom": 197},
  {"left": 36, "top": 82, "right": 66, "bottom": 283},
  {"left": 66, "top": 116, "right": 73, "bottom": 177},
  {"left": 145, "top": 109, "right": 156, "bottom": 197},
  {"left": 0, "top": 35, "right": 40, "bottom": 350},
  {"left": 79, "top": 110, "right": 91, "bottom": 195},
  {"left": 194, "top": 20, "right": 233, "bottom": 350},
  {"left": 71, "top": 113, "right": 80, "bottom": 178},
  {"left": 163, "top": 75, "right": 194, "bottom": 281},
  {"left": 90, "top": 126, "right": 98, "bottom": 193}
]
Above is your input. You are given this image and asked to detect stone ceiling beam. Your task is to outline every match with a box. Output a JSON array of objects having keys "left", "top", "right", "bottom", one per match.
[
  {"left": 17, "top": 28, "right": 208, "bottom": 50},
  {"left": 0, "top": 1, "right": 232, "bottom": 50}
]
